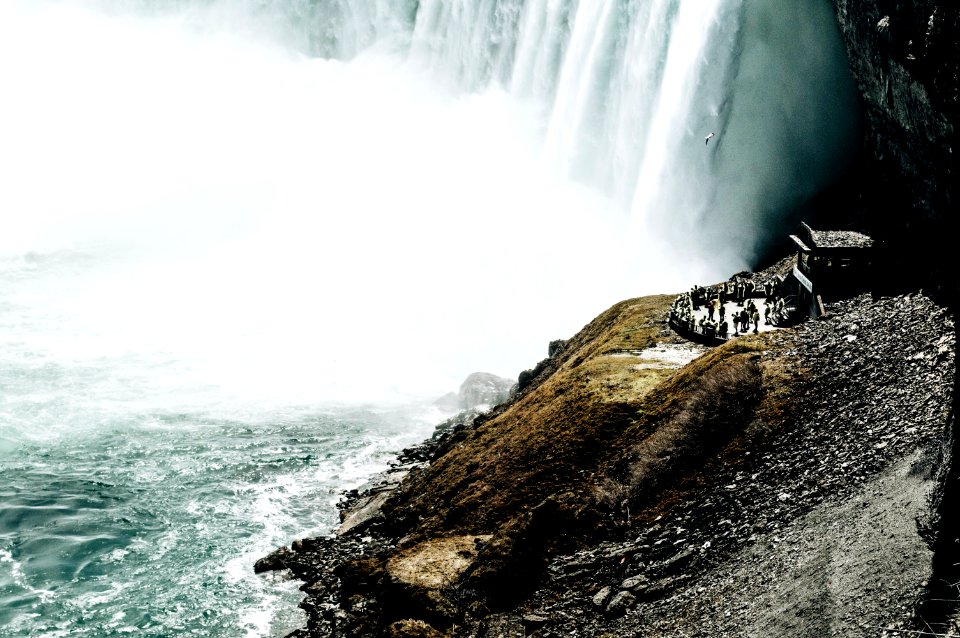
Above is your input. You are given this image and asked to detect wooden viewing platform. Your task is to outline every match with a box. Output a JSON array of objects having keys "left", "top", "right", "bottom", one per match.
[{"left": 789, "top": 222, "right": 874, "bottom": 319}]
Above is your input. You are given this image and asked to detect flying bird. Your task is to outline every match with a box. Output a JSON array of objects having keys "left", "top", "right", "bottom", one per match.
[{"left": 704, "top": 132, "right": 716, "bottom": 145}]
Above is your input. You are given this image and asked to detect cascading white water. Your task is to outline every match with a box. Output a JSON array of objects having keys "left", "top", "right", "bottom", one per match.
[
  {"left": 0, "top": 1, "right": 858, "bottom": 636},
  {"left": 402, "top": 0, "right": 859, "bottom": 266}
]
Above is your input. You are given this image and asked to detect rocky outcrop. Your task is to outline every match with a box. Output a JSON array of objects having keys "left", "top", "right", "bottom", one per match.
[
  {"left": 434, "top": 372, "right": 514, "bottom": 413},
  {"left": 455, "top": 372, "right": 513, "bottom": 411}
]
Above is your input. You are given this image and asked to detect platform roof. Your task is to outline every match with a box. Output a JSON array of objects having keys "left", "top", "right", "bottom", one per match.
[
  {"left": 790, "top": 234, "right": 812, "bottom": 252},
  {"left": 800, "top": 222, "right": 874, "bottom": 250},
  {"left": 808, "top": 228, "right": 874, "bottom": 249}
]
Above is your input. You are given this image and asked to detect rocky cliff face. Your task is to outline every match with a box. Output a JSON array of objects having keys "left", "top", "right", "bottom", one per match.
[
  {"left": 828, "top": 1, "right": 958, "bottom": 296},
  {"left": 828, "top": 7, "right": 960, "bottom": 629}
]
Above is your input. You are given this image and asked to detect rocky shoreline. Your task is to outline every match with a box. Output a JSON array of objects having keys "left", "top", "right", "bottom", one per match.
[{"left": 256, "top": 274, "right": 955, "bottom": 637}]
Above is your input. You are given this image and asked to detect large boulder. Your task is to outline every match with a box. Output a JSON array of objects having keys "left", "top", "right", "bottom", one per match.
[
  {"left": 456, "top": 372, "right": 513, "bottom": 411},
  {"left": 434, "top": 372, "right": 514, "bottom": 413}
]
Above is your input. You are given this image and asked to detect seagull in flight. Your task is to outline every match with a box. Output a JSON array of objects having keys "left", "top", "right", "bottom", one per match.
[{"left": 704, "top": 132, "right": 716, "bottom": 145}]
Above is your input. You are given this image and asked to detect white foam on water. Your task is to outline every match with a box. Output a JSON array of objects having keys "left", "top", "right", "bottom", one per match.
[
  {"left": 229, "top": 562, "right": 306, "bottom": 638},
  {"left": 70, "top": 581, "right": 134, "bottom": 612},
  {"left": 148, "top": 530, "right": 181, "bottom": 561},
  {"left": 103, "top": 548, "right": 130, "bottom": 564},
  {"left": 0, "top": 548, "right": 57, "bottom": 604}
]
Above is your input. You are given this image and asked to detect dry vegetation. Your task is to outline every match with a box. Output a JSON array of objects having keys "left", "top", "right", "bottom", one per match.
[
  {"left": 600, "top": 333, "right": 799, "bottom": 522},
  {"left": 384, "top": 295, "right": 682, "bottom": 540},
  {"left": 373, "top": 293, "right": 805, "bottom": 612}
]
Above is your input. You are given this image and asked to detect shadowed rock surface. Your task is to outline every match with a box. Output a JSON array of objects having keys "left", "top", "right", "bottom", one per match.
[{"left": 821, "top": 0, "right": 958, "bottom": 300}]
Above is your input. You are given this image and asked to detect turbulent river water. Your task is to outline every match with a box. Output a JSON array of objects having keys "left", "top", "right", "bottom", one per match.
[
  {"left": 0, "top": 402, "right": 438, "bottom": 636},
  {"left": 1, "top": 0, "right": 857, "bottom": 635}
]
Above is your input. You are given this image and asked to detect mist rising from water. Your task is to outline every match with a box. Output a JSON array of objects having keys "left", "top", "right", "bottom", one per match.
[
  {"left": 0, "top": 0, "right": 715, "bottom": 419},
  {"left": 1, "top": 0, "right": 858, "bottom": 417}
]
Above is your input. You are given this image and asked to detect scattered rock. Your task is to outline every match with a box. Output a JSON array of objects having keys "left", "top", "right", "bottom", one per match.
[
  {"left": 388, "top": 619, "right": 445, "bottom": 638},
  {"left": 605, "top": 590, "right": 636, "bottom": 616},
  {"left": 481, "top": 614, "right": 525, "bottom": 637},
  {"left": 621, "top": 575, "right": 649, "bottom": 592},
  {"left": 592, "top": 586, "right": 613, "bottom": 608},
  {"left": 521, "top": 614, "right": 551, "bottom": 631}
]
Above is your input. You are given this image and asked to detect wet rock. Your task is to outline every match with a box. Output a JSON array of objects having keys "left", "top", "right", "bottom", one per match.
[
  {"left": 521, "top": 614, "right": 551, "bottom": 632},
  {"left": 435, "top": 372, "right": 514, "bottom": 413},
  {"left": 254, "top": 545, "right": 295, "bottom": 574},
  {"left": 548, "top": 339, "right": 567, "bottom": 357},
  {"left": 387, "top": 619, "right": 445, "bottom": 638},
  {"left": 457, "top": 372, "right": 514, "bottom": 411},
  {"left": 621, "top": 575, "right": 650, "bottom": 592},
  {"left": 642, "top": 575, "right": 689, "bottom": 599},
  {"left": 652, "top": 548, "right": 696, "bottom": 576}
]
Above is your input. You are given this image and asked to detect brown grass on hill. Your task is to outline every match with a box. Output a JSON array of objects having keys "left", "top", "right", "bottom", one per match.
[
  {"left": 624, "top": 351, "right": 763, "bottom": 503},
  {"left": 376, "top": 294, "right": 802, "bottom": 610},
  {"left": 383, "top": 294, "right": 682, "bottom": 542},
  {"left": 598, "top": 331, "right": 801, "bottom": 524}
]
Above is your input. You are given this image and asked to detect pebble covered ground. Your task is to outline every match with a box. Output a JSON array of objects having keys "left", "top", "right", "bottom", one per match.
[{"left": 525, "top": 292, "right": 955, "bottom": 637}]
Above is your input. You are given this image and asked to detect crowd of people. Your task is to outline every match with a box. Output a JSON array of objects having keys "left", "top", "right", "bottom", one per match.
[{"left": 669, "top": 277, "right": 794, "bottom": 342}]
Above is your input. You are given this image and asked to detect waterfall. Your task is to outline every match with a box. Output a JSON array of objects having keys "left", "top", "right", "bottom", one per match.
[
  {"left": 331, "top": 0, "right": 859, "bottom": 266},
  {"left": 58, "top": 0, "right": 858, "bottom": 268},
  {"left": 0, "top": 0, "right": 858, "bottom": 402}
]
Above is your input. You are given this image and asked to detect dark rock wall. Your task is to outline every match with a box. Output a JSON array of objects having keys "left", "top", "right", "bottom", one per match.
[
  {"left": 828, "top": 1, "right": 958, "bottom": 298},
  {"left": 830, "top": 5, "right": 959, "bottom": 632}
]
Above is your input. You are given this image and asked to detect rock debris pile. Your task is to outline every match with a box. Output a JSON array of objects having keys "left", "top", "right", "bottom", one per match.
[{"left": 524, "top": 292, "right": 955, "bottom": 637}]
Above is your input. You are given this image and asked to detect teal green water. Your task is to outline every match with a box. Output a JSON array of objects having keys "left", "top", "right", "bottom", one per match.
[{"left": 0, "top": 408, "right": 433, "bottom": 636}]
